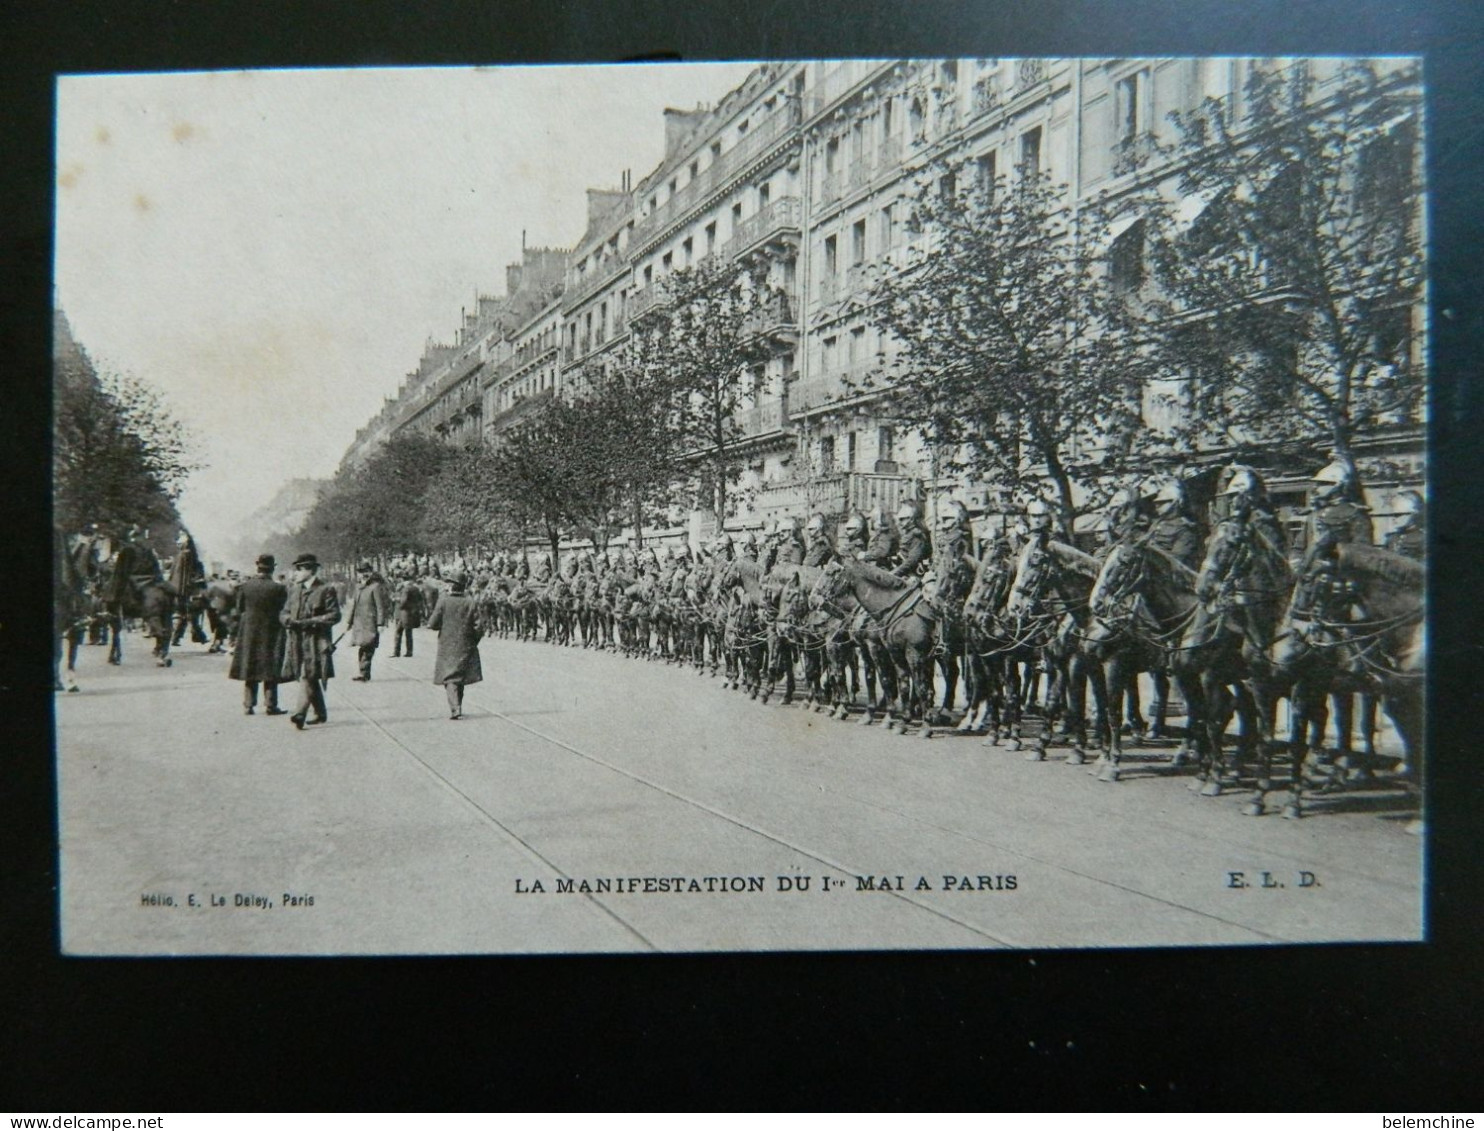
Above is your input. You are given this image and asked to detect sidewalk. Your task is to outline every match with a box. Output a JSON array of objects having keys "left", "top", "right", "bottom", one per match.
[{"left": 55, "top": 629, "right": 1423, "bottom": 954}]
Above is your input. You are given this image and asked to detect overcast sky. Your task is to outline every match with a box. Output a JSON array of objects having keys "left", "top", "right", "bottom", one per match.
[{"left": 55, "top": 62, "right": 758, "bottom": 558}]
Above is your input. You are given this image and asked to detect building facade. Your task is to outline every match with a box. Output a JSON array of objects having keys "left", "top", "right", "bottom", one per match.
[{"left": 342, "top": 56, "right": 1423, "bottom": 549}]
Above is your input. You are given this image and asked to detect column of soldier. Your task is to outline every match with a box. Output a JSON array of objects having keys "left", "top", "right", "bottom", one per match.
[{"left": 58, "top": 459, "right": 1426, "bottom": 814}]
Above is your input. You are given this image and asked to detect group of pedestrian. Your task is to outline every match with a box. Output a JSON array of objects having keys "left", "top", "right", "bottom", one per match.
[{"left": 225, "top": 553, "right": 486, "bottom": 726}]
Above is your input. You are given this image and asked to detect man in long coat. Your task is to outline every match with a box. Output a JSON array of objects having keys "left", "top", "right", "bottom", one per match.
[
  {"left": 345, "top": 562, "right": 390, "bottom": 681},
  {"left": 281, "top": 552, "right": 340, "bottom": 729},
  {"left": 427, "top": 570, "right": 483, "bottom": 719},
  {"left": 229, "top": 554, "right": 287, "bottom": 715}
]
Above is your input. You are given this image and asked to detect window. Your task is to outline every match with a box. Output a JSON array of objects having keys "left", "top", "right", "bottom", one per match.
[
  {"left": 689, "top": 160, "right": 699, "bottom": 181},
  {"left": 852, "top": 218, "right": 867, "bottom": 264},
  {"left": 711, "top": 141, "right": 722, "bottom": 162},
  {"left": 824, "top": 234, "right": 838, "bottom": 276},
  {"left": 705, "top": 221, "right": 717, "bottom": 255},
  {"left": 820, "top": 436, "right": 836, "bottom": 474},
  {"left": 849, "top": 325, "right": 866, "bottom": 365},
  {"left": 683, "top": 236, "right": 693, "bottom": 266},
  {"left": 940, "top": 171, "right": 957, "bottom": 200},
  {"left": 878, "top": 426, "right": 895, "bottom": 463},
  {"left": 880, "top": 203, "right": 896, "bottom": 248},
  {"left": 662, "top": 251, "right": 673, "bottom": 273},
  {"left": 976, "top": 152, "right": 997, "bottom": 199},
  {"left": 823, "top": 335, "right": 838, "bottom": 372},
  {"left": 909, "top": 97, "right": 925, "bottom": 140},
  {"left": 732, "top": 201, "right": 744, "bottom": 231},
  {"left": 1115, "top": 70, "right": 1148, "bottom": 141},
  {"left": 759, "top": 181, "right": 771, "bottom": 208},
  {"left": 737, "top": 119, "right": 749, "bottom": 136},
  {"left": 825, "top": 136, "right": 840, "bottom": 174},
  {"left": 1020, "top": 126, "right": 1042, "bottom": 174},
  {"left": 1109, "top": 219, "right": 1146, "bottom": 295},
  {"left": 846, "top": 431, "right": 858, "bottom": 471},
  {"left": 881, "top": 97, "right": 894, "bottom": 140}
]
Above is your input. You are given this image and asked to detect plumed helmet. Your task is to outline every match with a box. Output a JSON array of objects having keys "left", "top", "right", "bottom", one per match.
[
  {"left": 1106, "top": 487, "right": 1134, "bottom": 512},
  {"left": 713, "top": 530, "right": 734, "bottom": 550},
  {"left": 895, "top": 501, "right": 918, "bottom": 522},
  {"left": 1025, "top": 498, "right": 1050, "bottom": 517},
  {"left": 675, "top": 543, "right": 691, "bottom": 559},
  {"left": 938, "top": 500, "right": 969, "bottom": 530},
  {"left": 806, "top": 513, "right": 827, "bottom": 535},
  {"left": 1323, "top": 457, "right": 1359, "bottom": 486},
  {"left": 1154, "top": 476, "right": 1186, "bottom": 506},
  {"left": 842, "top": 511, "right": 867, "bottom": 536},
  {"left": 740, "top": 529, "right": 757, "bottom": 548},
  {"left": 1220, "top": 466, "right": 1263, "bottom": 497}
]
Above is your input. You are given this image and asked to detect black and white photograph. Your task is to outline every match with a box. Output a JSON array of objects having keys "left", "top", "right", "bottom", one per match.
[{"left": 52, "top": 56, "right": 1427, "bottom": 956}]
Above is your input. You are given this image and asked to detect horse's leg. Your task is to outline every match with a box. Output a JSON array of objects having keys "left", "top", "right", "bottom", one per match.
[
  {"left": 107, "top": 609, "right": 123, "bottom": 664},
  {"left": 1148, "top": 670, "right": 1171, "bottom": 740},
  {"left": 1196, "top": 671, "right": 1229, "bottom": 795},
  {"left": 1098, "top": 652, "right": 1126, "bottom": 781}
]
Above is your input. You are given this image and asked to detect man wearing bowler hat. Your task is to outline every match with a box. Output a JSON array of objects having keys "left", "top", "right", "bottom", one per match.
[
  {"left": 345, "top": 561, "right": 390, "bottom": 681},
  {"left": 229, "top": 553, "right": 288, "bottom": 715},
  {"left": 281, "top": 552, "right": 340, "bottom": 729}
]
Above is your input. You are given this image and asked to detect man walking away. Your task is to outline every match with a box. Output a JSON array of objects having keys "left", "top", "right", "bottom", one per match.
[
  {"left": 346, "top": 562, "right": 390, "bottom": 681},
  {"left": 281, "top": 552, "right": 340, "bottom": 729},
  {"left": 229, "top": 554, "right": 287, "bottom": 716},
  {"left": 427, "top": 570, "right": 483, "bottom": 720},
  {"left": 392, "top": 569, "right": 425, "bottom": 657}
]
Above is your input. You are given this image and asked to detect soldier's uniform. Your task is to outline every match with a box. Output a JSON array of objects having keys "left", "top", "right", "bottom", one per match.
[
  {"left": 893, "top": 505, "right": 932, "bottom": 578},
  {"left": 863, "top": 513, "right": 898, "bottom": 568},
  {"left": 1296, "top": 458, "right": 1372, "bottom": 616},
  {"left": 1191, "top": 468, "right": 1290, "bottom": 650},
  {"left": 1384, "top": 491, "right": 1425, "bottom": 560},
  {"left": 802, "top": 514, "right": 836, "bottom": 568},
  {"left": 1145, "top": 477, "right": 1204, "bottom": 571},
  {"left": 838, "top": 513, "right": 869, "bottom": 560}
]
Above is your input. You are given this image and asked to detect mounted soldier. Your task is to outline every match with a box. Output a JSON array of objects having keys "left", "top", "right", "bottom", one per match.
[
  {"left": 1146, "top": 475, "right": 1204, "bottom": 570},
  {"left": 802, "top": 513, "right": 837, "bottom": 568},
  {"left": 892, "top": 501, "right": 931, "bottom": 578},
  {"left": 838, "top": 511, "right": 869, "bottom": 560},
  {"left": 1295, "top": 455, "right": 1373, "bottom": 619},
  {"left": 863, "top": 506, "right": 898, "bottom": 568},
  {"left": 168, "top": 529, "right": 209, "bottom": 647},
  {"left": 1384, "top": 489, "right": 1425, "bottom": 560}
]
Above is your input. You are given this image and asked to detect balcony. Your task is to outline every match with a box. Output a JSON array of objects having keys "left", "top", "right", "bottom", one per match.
[
  {"left": 741, "top": 293, "right": 797, "bottom": 341},
  {"left": 627, "top": 280, "right": 671, "bottom": 321},
  {"left": 752, "top": 471, "right": 918, "bottom": 520},
  {"left": 731, "top": 397, "right": 788, "bottom": 438},
  {"left": 722, "top": 196, "right": 802, "bottom": 261},
  {"left": 487, "top": 387, "right": 554, "bottom": 436},
  {"left": 630, "top": 100, "right": 802, "bottom": 251},
  {"left": 789, "top": 362, "right": 879, "bottom": 415},
  {"left": 804, "top": 60, "right": 895, "bottom": 120},
  {"left": 564, "top": 254, "right": 630, "bottom": 309},
  {"left": 1111, "top": 131, "right": 1159, "bottom": 177}
]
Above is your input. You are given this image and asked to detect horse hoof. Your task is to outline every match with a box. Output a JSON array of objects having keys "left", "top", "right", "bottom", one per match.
[
  {"left": 1007, "top": 740, "right": 1022, "bottom": 752},
  {"left": 918, "top": 727, "right": 932, "bottom": 740},
  {"left": 1024, "top": 748, "right": 1045, "bottom": 762},
  {"left": 1199, "top": 780, "right": 1223, "bottom": 798},
  {"left": 858, "top": 714, "right": 874, "bottom": 726},
  {"left": 1098, "top": 765, "right": 1120, "bottom": 783},
  {"left": 1242, "top": 800, "right": 1265, "bottom": 817},
  {"left": 1281, "top": 803, "right": 1302, "bottom": 820},
  {"left": 1066, "top": 750, "right": 1085, "bottom": 766}
]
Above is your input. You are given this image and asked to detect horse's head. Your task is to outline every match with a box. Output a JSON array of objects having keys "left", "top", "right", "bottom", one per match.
[
  {"left": 810, "top": 559, "right": 850, "bottom": 613},
  {"left": 1090, "top": 541, "right": 1144, "bottom": 618},
  {"left": 1006, "top": 536, "right": 1052, "bottom": 618}
]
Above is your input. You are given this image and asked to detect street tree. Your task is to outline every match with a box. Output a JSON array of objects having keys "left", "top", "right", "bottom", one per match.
[
  {"left": 54, "top": 334, "right": 199, "bottom": 537},
  {"left": 1149, "top": 58, "right": 1424, "bottom": 463},
  {"left": 643, "top": 257, "right": 775, "bottom": 528},
  {"left": 869, "top": 160, "right": 1162, "bottom": 537}
]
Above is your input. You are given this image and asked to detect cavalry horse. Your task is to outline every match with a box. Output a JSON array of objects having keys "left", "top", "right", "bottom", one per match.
[
  {"left": 711, "top": 557, "right": 771, "bottom": 698},
  {"left": 1002, "top": 535, "right": 1108, "bottom": 763},
  {"left": 810, "top": 557, "right": 937, "bottom": 737},
  {"left": 1081, "top": 538, "right": 1202, "bottom": 782},
  {"left": 96, "top": 538, "right": 176, "bottom": 667},
  {"left": 1261, "top": 542, "right": 1424, "bottom": 823},
  {"left": 958, "top": 540, "right": 1034, "bottom": 748}
]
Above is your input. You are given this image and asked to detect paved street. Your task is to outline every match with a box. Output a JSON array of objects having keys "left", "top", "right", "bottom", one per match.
[{"left": 56, "top": 628, "right": 1423, "bottom": 955}]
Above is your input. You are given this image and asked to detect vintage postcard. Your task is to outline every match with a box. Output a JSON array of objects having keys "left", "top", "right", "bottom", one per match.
[{"left": 53, "top": 58, "right": 1425, "bottom": 955}]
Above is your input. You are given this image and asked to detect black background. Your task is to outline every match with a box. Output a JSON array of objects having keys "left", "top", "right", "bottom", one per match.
[{"left": 3, "top": 0, "right": 1481, "bottom": 1110}]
